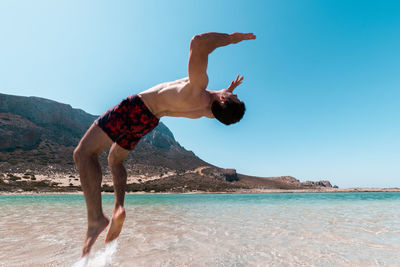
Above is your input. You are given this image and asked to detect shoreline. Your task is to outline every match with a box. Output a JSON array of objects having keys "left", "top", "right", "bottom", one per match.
[{"left": 1, "top": 187, "right": 400, "bottom": 196}]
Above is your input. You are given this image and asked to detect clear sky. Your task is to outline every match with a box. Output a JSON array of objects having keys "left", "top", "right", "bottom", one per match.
[{"left": 1, "top": 0, "right": 399, "bottom": 188}]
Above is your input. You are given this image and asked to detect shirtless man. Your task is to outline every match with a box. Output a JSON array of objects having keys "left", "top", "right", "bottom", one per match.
[{"left": 73, "top": 32, "right": 256, "bottom": 256}]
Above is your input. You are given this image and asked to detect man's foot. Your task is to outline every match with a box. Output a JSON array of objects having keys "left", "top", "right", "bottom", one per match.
[
  {"left": 105, "top": 206, "right": 126, "bottom": 243},
  {"left": 82, "top": 216, "right": 109, "bottom": 257}
]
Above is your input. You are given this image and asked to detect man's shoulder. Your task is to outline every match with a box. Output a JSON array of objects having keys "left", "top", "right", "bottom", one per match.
[{"left": 164, "top": 77, "right": 189, "bottom": 86}]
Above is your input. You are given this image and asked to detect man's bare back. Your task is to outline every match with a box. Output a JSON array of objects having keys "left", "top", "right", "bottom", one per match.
[
  {"left": 73, "top": 31, "right": 256, "bottom": 257},
  {"left": 139, "top": 77, "right": 214, "bottom": 119}
]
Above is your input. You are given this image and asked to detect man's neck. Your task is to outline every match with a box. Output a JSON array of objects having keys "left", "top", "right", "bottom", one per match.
[{"left": 207, "top": 90, "right": 220, "bottom": 106}]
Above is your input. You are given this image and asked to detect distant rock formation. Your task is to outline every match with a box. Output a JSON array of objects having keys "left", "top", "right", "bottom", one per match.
[
  {"left": 301, "top": 180, "right": 333, "bottom": 188},
  {"left": 221, "top": 169, "right": 238, "bottom": 182},
  {"left": 201, "top": 167, "right": 238, "bottom": 182}
]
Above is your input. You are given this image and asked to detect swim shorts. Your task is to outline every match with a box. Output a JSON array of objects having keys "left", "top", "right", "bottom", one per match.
[{"left": 95, "top": 95, "right": 159, "bottom": 150}]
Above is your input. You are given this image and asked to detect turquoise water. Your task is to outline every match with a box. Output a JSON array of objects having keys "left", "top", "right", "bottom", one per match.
[
  {"left": 2, "top": 191, "right": 399, "bottom": 205},
  {"left": 1, "top": 192, "right": 399, "bottom": 266}
]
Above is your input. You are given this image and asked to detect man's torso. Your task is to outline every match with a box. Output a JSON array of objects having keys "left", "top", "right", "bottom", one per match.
[{"left": 138, "top": 77, "right": 213, "bottom": 119}]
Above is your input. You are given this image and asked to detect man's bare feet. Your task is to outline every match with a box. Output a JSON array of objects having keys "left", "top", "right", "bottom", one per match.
[
  {"left": 82, "top": 216, "right": 109, "bottom": 257},
  {"left": 105, "top": 206, "right": 126, "bottom": 243}
]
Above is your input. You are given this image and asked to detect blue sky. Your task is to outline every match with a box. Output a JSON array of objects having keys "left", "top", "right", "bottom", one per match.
[{"left": 1, "top": 0, "right": 399, "bottom": 187}]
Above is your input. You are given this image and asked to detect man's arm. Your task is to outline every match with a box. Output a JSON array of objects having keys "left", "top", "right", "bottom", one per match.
[{"left": 188, "top": 32, "right": 256, "bottom": 91}]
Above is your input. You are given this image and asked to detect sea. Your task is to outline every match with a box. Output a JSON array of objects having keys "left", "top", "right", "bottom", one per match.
[{"left": 0, "top": 192, "right": 399, "bottom": 267}]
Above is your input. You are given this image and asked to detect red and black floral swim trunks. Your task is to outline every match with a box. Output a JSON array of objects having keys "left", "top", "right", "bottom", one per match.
[{"left": 95, "top": 95, "right": 159, "bottom": 150}]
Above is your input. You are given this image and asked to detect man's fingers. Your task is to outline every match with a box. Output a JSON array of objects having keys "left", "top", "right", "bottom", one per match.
[
  {"left": 227, "top": 75, "right": 244, "bottom": 92},
  {"left": 241, "top": 33, "right": 256, "bottom": 40},
  {"left": 230, "top": 32, "right": 256, "bottom": 43},
  {"left": 245, "top": 33, "right": 256, "bottom": 39},
  {"left": 234, "top": 76, "right": 243, "bottom": 85}
]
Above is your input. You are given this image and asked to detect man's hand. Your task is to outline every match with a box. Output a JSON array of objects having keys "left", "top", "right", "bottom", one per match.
[
  {"left": 227, "top": 75, "right": 244, "bottom": 92},
  {"left": 230, "top": 33, "right": 256, "bottom": 44}
]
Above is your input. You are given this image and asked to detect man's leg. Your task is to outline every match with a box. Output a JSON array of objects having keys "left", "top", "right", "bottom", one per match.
[
  {"left": 73, "top": 124, "right": 113, "bottom": 256},
  {"left": 105, "top": 143, "right": 130, "bottom": 243}
]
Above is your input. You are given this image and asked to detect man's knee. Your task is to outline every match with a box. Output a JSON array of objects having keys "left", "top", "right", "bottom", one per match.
[
  {"left": 74, "top": 124, "right": 112, "bottom": 164},
  {"left": 73, "top": 146, "right": 82, "bottom": 164},
  {"left": 73, "top": 145, "right": 97, "bottom": 166},
  {"left": 107, "top": 144, "right": 129, "bottom": 169},
  {"left": 73, "top": 146, "right": 87, "bottom": 169}
]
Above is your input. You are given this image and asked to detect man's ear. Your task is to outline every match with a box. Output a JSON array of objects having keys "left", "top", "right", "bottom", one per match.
[{"left": 219, "top": 94, "right": 226, "bottom": 103}]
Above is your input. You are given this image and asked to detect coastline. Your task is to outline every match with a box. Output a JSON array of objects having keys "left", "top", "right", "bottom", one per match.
[{"left": 1, "top": 187, "right": 399, "bottom": 196}]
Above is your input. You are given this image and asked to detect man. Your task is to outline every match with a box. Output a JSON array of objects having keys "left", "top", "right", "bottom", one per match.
[{"left": 73, "top": 31, "right": 256, "bottom": 256}]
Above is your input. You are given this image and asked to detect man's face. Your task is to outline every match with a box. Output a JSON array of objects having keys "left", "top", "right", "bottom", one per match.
[{"left": 219, "top": 89, "right": 240, "bottom": 103}]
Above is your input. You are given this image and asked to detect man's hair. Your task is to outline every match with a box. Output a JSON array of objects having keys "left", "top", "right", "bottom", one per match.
[{"left": 211, "top": 98, "right": 246, "bottom": 125}]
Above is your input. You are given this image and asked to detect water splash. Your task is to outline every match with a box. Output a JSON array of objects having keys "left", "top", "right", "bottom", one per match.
[
  {"left": 89, "top": 240, "right": 119, "bottom": 267},
  {"left": 71, "top": 255, "right": 88, "bottom": 267},
  {"left": 72, "top": 240, "right": 118, "bottom": 267}
]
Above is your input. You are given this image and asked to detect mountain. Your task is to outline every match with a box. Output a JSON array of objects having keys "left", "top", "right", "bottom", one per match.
[
  {"left": 0, "top": 94, "right": 95, "bottom": 150},
  {"left": 0, "top": 93, "right": 335, "bottom": 192},
  {"left": 0, "top": 93, "right": 208, "bottom": 169}
]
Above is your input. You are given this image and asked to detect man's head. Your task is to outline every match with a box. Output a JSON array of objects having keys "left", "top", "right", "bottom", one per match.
[{"left": 211, "top": 89, "right": 246, "bottom": 125}]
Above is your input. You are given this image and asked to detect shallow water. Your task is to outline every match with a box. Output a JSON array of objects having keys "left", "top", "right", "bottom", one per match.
[{"left": 0, "top": 192, "right": 399, "bottom": 266}]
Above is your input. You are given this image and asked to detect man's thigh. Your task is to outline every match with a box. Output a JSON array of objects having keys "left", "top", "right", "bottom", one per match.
[{"left": 77, "top": 124, "right": 113, "bottom": 156}]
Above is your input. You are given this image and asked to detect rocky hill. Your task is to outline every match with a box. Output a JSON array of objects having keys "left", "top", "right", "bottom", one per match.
[
  {"left": 0, "top": 94, "right": 94, "bottom": 150},
  {"left": 0, "top": 93, "right": 335, "bottom": 193}
]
